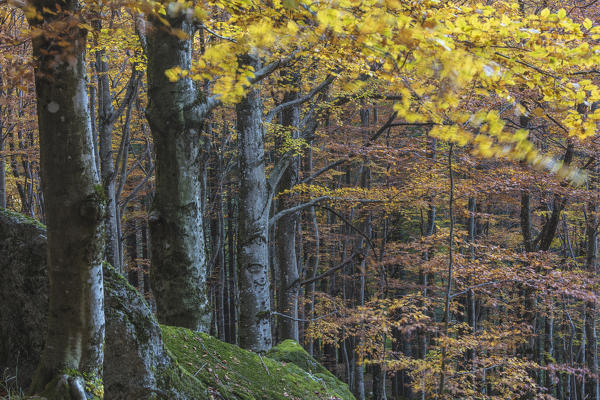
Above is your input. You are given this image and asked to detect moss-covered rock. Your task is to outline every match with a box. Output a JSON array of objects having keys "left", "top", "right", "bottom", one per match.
[
  {"left": 267, "top": 340, "right": 330, "bottom": 376},
  {"left": 1, "top": 210, "right": 354, "bottom": 399},
  {"left": 0, "top": 209, "right": 48, "bottom": 391},
  {"left": 162, "top": 326, "right": 355, "bottom": 400},
  {"left": 103, "top": 264, "right": 204, "bottom": 399}
]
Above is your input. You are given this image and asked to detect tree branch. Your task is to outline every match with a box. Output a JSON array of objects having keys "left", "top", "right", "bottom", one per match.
[
  {"left": 250, "top": 53, "right": 297, "bottom": 85},
  {"left": 319, "top": 205, "right": 378, "bottom": 257},
  {"left": 298, "top": 159, "right": 347, "bottom": 185},
  {"left": 265, "top": 75, "right": 335, "bottom": 123},
  {"left": 269, "top": 196, "right": 329, "bottom": 227},
  {"left": 295, "top": 252, "right": 363, "bottom": 288}
]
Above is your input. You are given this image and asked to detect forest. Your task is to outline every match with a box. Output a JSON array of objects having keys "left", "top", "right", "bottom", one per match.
[{"left": 1, "top": 0, "right": 600, "bottom": 399}]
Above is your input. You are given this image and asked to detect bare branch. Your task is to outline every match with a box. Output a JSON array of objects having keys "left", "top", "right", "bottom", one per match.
[
  {"left": 199, "top": 24, "right": 236, "bottom": 43},
  {"left": 296, "top": 252, "right": 363, "bottom": 288},
  {"left": 298, "top": 159, "right": 347, "bottom": 185},
  {"left": 269, "top": 196, "right": 329, "bottom": 227},
  {"left": 265, "top": 75, "right": 335, "bottom": 123}
]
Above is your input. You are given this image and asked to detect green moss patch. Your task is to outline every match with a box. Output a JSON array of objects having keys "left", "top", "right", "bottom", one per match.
[
  {"left": 161, "top": 326, "right": 354, "bottom": 400},
  {"left": 0, "top": 208, "right": 46, "bottom": 229}
]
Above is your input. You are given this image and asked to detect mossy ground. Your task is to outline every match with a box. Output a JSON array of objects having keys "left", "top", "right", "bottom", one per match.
[{"left": 161, "top": 326, "right": 355, "bottom": 400}]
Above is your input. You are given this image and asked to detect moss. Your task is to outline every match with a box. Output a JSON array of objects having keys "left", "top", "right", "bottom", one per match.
[
  {"left": 103, "top": 262, "right": 155, "bottom": 347},
  {"left": 153, "top": 351, "right": 208, "bottom": 399},
  {"left": 266, "top": 340, "right": 330, "bottom": 376},
  {"left": 0, "top": 208, "right": 46, "bottom": 229},
  {"left": 103, "top": 262, "right": 140, "bottom": 298},
  {"left": 93, "top": 184, "right": 107, "bottom": 203},
  {"left": 34, "top": 370, "right": 102, "bottom": 400},
  {"left": 161, "top": 325, "right": 355, "bottom": 400},
  {"left": 82, "top": 372, "right": 103, "bottom": 399}
]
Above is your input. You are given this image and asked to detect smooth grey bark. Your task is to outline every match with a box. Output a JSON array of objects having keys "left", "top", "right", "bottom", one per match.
[
  {"left": 237, "top": 54, "right": 273, "bottom": 352},
  {"left": 0, "top": 68, "right": 6, "bottom": 210},
  {"left": 227, "top": 185, "right": 238, "bottom": 344},
  {"left": 92, "top": 19, "right": 119, "bottom": 272},
  {"left": 26, "top": 4, "right": 105, "bottom": 395},
  {"left": 304, "top": 145, "right": 319, "bottom": 356},
  {"left": 0, "top": 123, "right": 5, "bottom": 210},
  {"left": 275, "top": 82, "right": 301, "bottom": 343},
  {"left": 144, "top": 14, "right": 210, "bottom": 331}
]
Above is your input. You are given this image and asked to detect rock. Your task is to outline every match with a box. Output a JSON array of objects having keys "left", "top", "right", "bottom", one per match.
[
  {"left": 267, "top": 340, "right": 355, "bottom": 400},
  {"left": 0, "top": 209, "right": 48, "bottom": 390},
  {"left": 266, "top": 339, "right": 331, "bottom": 376},
  {"left": 103, "top": 264, "right": 202, "bottom": 399},
  {"left": 0, "top": 210, "right": 354, "bottom": 399},
  {"left": 163, "top": 326, "right": 356, "bottom": 400}
]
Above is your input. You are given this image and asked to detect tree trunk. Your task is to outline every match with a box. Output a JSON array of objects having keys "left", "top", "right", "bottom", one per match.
[
  {"left": 0, "top": 67, "right": 5, "bottom": 209},
  {"left": 237, "top": 54, "right": 273, "bottom": 352},
  {"left": 227, "top": 183, "right": 238, "bottom": 344},
  {"left": 93, "top": 20, "right": 120, "bottom": 272},
  {"left": 586, "top": 196, "right": 599, "bottom": 400},
  {"left": 275, "top": 81, "right": 301, "bottom": 342},
  {"left": 27, "top": 5, "right": 105, "bottom": 395},
  {"left": 0, "top": 125, "right": 5, "bottom": 209},
  {"left": 145, "top": 15, "right": 210, "bottom": 331}
]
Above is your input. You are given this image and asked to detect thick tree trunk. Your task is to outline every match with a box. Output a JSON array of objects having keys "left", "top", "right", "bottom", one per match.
[
  {"left": 145, "top": 15, "right": 210, "bottom": 331},
  {"left": 237, "top": 54, "right": 273, "bottom": 352},
  {"left": 27, "top": 5, "right": 105, "bottom": 395}
]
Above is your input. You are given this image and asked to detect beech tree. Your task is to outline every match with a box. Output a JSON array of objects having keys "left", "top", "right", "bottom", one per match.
[
  {"left": 236, "top": 54, "right": 274, "bottom": 352},
  {"left": 143, "top": 9, "right": 214, "bottom": 331},
  {"left": 25, "top": 2, "right": 105, "bottom": 396}
]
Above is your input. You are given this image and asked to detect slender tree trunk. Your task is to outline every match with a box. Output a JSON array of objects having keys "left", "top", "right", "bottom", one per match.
[
  {"left": 0, "top": 125, "right": 5, "bottom": 209},
  {"left": 27, "top": 5, "right": 105, "bottom": 395},
  {"left": 275, "top": 81, "right": 301, "bottom": 342},
  {"left": 586, "top": 195, "right": 599, "bottom": 400},
  {"left": 0, "top": 68, "right": 6, "bottom": 209},
  {"left": 438, "top": 144, "right": 455, "bottom": 396},
  {"left": 304, "top": 145, "right": 320, "bottom": 355},
  {"left": 93, "top": 20, "right": 120, "bottom": 271},
  {"left": 237, "top": 54, "right": 273, "bottom": 352},
  {"left": 144, "top": 15, "right": 210, "bottom": 331},
  {"left": 227, "top": 183, "right": 238, "bottom": 344}
]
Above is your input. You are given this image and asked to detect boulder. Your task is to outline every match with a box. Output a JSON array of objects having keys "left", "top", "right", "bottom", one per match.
[{"left": 0, "top": 209, "right": 48, "bottom": 391}]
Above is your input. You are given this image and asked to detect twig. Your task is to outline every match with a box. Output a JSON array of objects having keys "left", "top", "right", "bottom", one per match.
[
  {"left": 271, "top": 311, "right": 337, "bottom": 323},
  {"left": 194, "top": 363, "right": 207, "bottom": 376},
  {"left": 259, "top": 354, "right": 270, "bottom": 376}
]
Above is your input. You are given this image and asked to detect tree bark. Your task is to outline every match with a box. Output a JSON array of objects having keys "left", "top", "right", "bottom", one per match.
[
  {"left": 0, "top": 123, "right": 5, "bottom": 210},
  {"left": 93, "top": 18, "right": 120, "bottom": 272},
  {"left": 237, "top": 54, "right": 273, "bottom": 352},
  {"left": 27, "top": 4, "right": 105, "bottom": 395},
  {"left": 275, "top": 78, "right": 301, "bottom": 343},
  {"left": 144, "top": 15, "right": 210, "bottom": 331}
]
